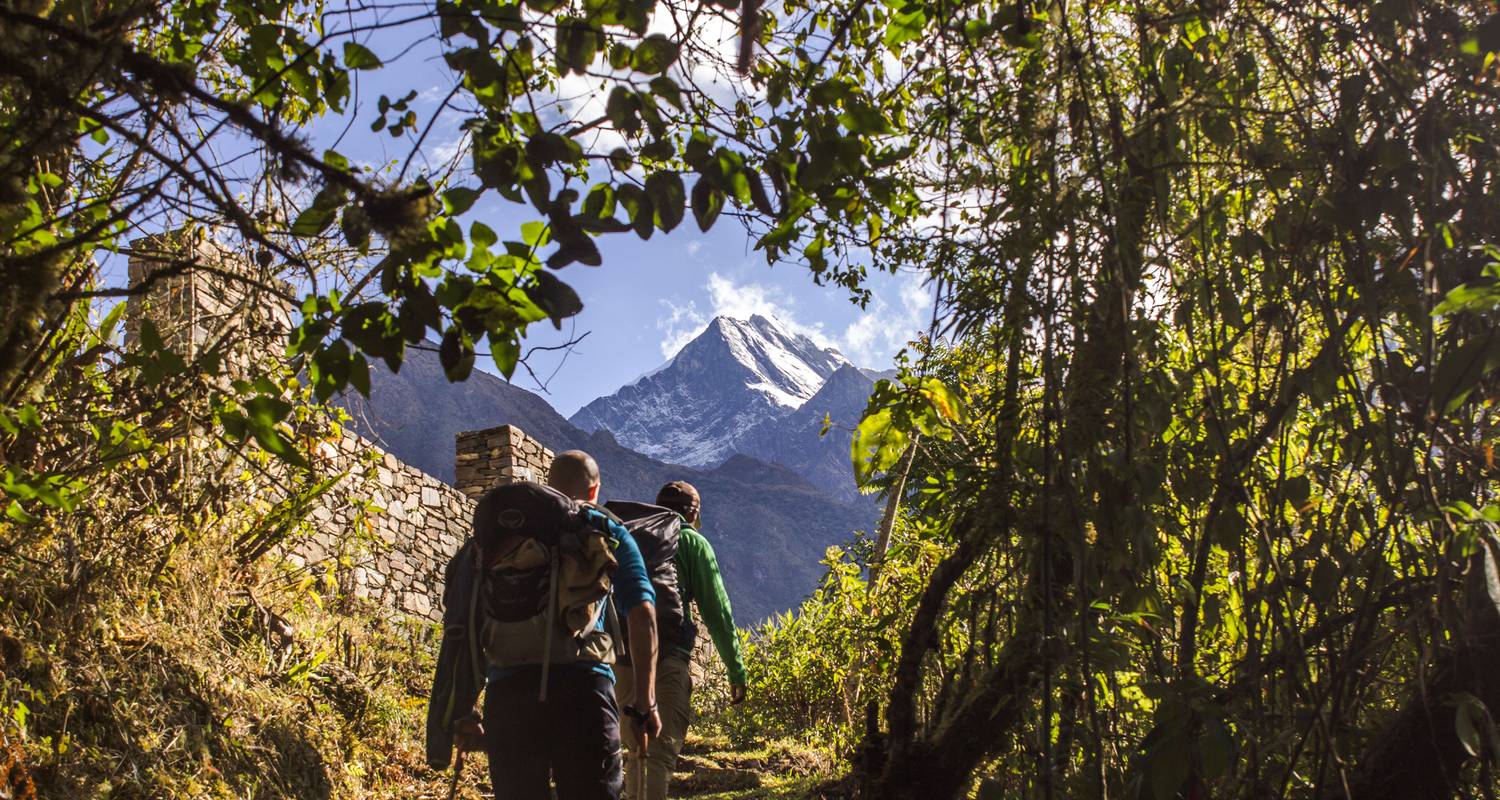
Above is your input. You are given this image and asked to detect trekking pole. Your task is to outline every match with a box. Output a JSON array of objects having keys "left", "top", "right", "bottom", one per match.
[
  {"left": 447, "top": 747, "right": 465, "bottom": 800},
  {"left": 631, "top": 746, "right": 646, "bottom": 800}
]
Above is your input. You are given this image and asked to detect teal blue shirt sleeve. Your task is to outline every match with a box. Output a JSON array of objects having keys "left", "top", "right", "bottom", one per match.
[{"left": 589, "top": 510, "right": 654, "bottom": 612}]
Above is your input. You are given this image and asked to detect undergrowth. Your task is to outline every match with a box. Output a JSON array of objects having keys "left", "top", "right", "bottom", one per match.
[{"left": 0, "top": 511, "right": 481, "bottom": 799}]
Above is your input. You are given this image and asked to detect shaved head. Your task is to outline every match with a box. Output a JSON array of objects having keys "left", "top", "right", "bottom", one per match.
[{"left": 548, "top": 450, "right": 601, "bottom": 501}]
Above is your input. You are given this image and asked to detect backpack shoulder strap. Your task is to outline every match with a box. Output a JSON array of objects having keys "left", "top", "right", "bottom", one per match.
[{"left": 583, "top": 502, "right": 626, "bottom": 528}]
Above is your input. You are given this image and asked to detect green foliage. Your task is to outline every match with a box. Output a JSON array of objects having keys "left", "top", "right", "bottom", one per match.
[
  {"left": 700, "top": 529, "right": 940, "bottom": 755},
  {"left": 0, "top": 288, "right": 477, "bottom": 798}
]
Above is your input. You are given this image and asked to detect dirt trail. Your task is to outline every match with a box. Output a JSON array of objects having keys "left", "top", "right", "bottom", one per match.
[{"left": 663, "top": 734, "right": 834, "bottom": 800}]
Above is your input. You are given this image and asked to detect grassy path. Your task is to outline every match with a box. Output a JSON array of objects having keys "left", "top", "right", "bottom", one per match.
[{"left": 665, "top": 734, "right": 836, "bottom": 800}]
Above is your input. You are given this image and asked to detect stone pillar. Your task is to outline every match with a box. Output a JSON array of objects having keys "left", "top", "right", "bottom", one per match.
[
  {"left": 124, "top": 229, "right": 292, "bottom": 375},
  {"left": 454, "top": 424, "right": 555, "bottom": 498}
]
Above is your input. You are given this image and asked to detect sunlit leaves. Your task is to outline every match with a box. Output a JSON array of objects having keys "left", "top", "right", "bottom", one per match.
[{"left": 631, "top": 34, "right": 680, "bottom": 74}]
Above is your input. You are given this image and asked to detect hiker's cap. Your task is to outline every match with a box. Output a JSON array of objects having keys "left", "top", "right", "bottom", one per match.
[{"left": 655, "top": 481, "right": 700, "bottom": 522}]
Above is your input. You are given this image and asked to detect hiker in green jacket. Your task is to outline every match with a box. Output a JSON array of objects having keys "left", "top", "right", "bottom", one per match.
[{"left": 616, "top": 480, "right": 747, "bottom": 800}]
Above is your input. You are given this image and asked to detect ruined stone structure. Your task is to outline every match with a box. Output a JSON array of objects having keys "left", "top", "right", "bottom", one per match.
[
  {"left": 125, "top": 230, "right": 292, "bottom": 369},
  {"left": 455, "top": 426, "right": 555, "bottom": 497},
  {"left": 126, "top": 235, "right": 555, "bottom": 622}
]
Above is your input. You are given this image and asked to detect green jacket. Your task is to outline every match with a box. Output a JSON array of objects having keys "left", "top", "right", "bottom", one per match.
[{"left": 675, "top": 523, "right": 747, "bottom": 686}]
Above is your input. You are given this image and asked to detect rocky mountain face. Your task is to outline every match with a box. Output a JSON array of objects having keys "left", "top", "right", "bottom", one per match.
[
  {"left": 334, "top": 345, "right": 877, "bottom": 623},
  {"left": 737, "top": 363, "right": 879, "bottom": 504},
  {"left": 569, "top": 315, "right": 850, "bottom": 467}
]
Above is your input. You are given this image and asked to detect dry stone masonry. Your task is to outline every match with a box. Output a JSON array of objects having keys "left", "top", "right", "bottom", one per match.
[
  {"left": 125, "top": 230, "right": 292, "bottom": 373},
  {"left": 126, "top": 234, "right": 556, "bottom": 622},
  {"left": 455, "top": 425, "right": 555, "bottom": 498}
]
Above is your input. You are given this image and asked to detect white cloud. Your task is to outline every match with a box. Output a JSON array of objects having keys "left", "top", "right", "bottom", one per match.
[
  {"left": 838, "top": 272, "right": 931, "bottom": 365},
  {"left": 431, "top": 132, "right": 470, "bottom": 166},
  {"left": 657, "top": 300, "right": 707, "bottom": 358},
  {"left": 704, "top": 274, "right": 833, "bottom": 345}
]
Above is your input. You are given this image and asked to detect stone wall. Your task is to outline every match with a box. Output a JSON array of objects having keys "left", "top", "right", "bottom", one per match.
[
  {"left": 301, "top": 424, "right": 556, "bottom": 622},
  {"left": 125, "top": 235, "right": 557, "bottom": 623},
  {"left": 125, "top": 230, "right": 291, "bottom": 375}
]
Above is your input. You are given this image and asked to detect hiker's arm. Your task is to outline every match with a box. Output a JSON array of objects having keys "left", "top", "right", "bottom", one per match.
[
  {"left": 627, "top": 601, "right": 658, "bottom": 718},
  {"left": 606, "top": 517, "right": 661, "bottom": 738},
  {"left": 685, "top": 532, "right": 747, "bottom": 687}
]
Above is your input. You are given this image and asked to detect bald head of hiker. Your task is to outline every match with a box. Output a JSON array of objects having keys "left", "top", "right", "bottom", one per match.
[{"left": 548, "top": 450, "right": 601, "bottom": 503}]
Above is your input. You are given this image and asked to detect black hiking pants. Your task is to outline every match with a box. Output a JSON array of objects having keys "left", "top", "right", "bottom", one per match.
[{"left": 484, "top": 666, "right": 624, "bottom": 800}]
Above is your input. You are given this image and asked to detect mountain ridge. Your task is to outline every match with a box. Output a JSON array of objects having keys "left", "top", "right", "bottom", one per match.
[{"left": 569, "top": 315, "right": 851, "bottom": 467}]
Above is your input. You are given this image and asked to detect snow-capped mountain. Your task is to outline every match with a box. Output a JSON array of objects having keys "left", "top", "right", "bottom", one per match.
[{"left": 569, "top": 315, "right": 851, "bottom": 467}]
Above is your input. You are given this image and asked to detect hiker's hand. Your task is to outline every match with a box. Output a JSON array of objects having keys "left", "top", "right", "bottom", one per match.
[
  {"left": 626, "top": 705, "right": 661, "bottom": 749},
  {"left": 453, "top": 712, "right": 486, "bottom": 752},
  {"left": 730, "top": 684, "right": 747, "bottom": 705}
]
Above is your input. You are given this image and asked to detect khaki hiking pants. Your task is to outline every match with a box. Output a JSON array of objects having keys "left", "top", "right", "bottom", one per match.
[{"left": 615, "top": 653, "right": 692, "bottom": 800}]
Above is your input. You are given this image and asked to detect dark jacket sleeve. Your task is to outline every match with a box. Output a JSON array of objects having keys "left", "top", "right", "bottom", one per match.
[{"left": 425, "top": 541, "right": 484, "bottom": 770}]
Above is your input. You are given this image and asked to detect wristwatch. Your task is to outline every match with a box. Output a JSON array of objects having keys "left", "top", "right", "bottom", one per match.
[{"left": 621, "top": 703, "right": 657, "bottom": 723}]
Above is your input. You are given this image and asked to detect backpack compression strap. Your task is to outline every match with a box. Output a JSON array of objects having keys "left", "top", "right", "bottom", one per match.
[{"left": 537, "top": 549, "right": 561, "bottom": 702}]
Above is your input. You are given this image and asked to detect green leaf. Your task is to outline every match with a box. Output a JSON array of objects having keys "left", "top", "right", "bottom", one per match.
[
  {"left": 617, "top": 183, "right": 654, "bottom": 240},
  {"left": 342, "top": 41, "right": 383, "bottom": 70},
  {"left": 1149, "top": 734, "right": 1192, "bottom": 800},
  {"left": 291, "top": 205, "right": 335, "bottom": 238},
  {"left": 491, "top": 333, "right": 521, "bottom": 378},
  {"left": 439, "top": 328, "right": 475, "bottom": 381},
  {"left": 884, "top": 9, "right": 926, "bottom": 48},
  {"left": 526, "top": 271, "right": 584, "bottom": 327},
  {"left": 645, "top": 171, "right": 685, "bottom": 232},
  {"left": 649, "top": 76, "right": 683, "bottom": 110},
  {"left": 582, "top": 183, "right": 616, "bottom": 220},
  {"left": 1197, "top": 719, "right": 1236, "bottom": 779},
  {"left": 917, "top": 377, "right": 965, "bottom": 424},
  {"left": 606, "top": 86, "right": 641, "bottom": 134},
  {"left": 690, "top": 177, "right": 725, "bottom": 231},
  {"left": 851, "top": 408, "right": 909, "bottom": 488},
  {"left": 1431, "top": 333, "right": 1500, "bottom": 414},
  {"left": 555, "top": 18, "right": 601, "bottom": 75},
  {"left": 521, "top": 220, "right": 552, "bottom": 250},
  {"left": 546, "top": 234, "right": 602, "bottom": 269},
  {"left": 5, "top": 500, "right": 38, "bottom": 525},
  {"left": 348, "top": 353, "right": 371, "bottom": 396},
  {"left": 632, "top": 34, "right": 680, "bottom": 75},
  {"left": 443, "top": 186, "right": 482, "bottom": 215}
]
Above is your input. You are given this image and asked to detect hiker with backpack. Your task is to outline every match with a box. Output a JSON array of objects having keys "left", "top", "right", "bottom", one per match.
[
  {"left": 426, "top": 450, "right": 661, "bottom": 800},
  {"left": 607, "top": 480, "right": 747, "bottom": 800}
]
